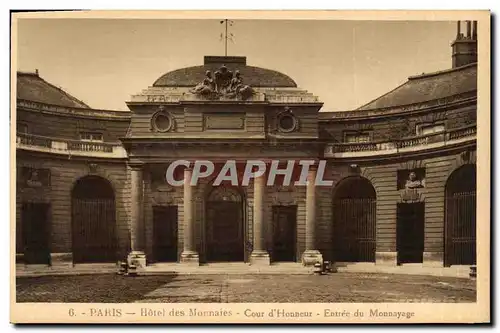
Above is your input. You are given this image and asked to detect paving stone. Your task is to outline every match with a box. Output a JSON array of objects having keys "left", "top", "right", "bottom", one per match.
[{"left": 16, "top": 272, "right": 476, "bottom": 303}]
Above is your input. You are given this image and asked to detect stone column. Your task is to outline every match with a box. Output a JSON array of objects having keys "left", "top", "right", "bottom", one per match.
[
  {"left": 128, "top": 163, "right": 147, "bottom": 268},
  {"left": 302, "top": 166, "right": 323, "bottom": 265},
  {"left": 250, "top": 173, "right": 270, "bottom": 265},
  {"left": 180, "top": 167, "right": 199, "bottom": 264}
]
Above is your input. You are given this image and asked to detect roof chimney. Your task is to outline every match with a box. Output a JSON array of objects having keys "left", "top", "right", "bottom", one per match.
[
  {"left": 466, "top": 21, "right": 472, "bottom": 38},
  {"left": 451, "top": 20, "right": 477, "bottom": 68},
  {"left": 35, "top": 68, "right": 39, "bottom": 76}
]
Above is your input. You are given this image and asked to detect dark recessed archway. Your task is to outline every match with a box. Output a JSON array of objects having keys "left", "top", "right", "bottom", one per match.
[
  {"left": 71, "top": 175, "right": 117, "bottom": 263},
  {"left": 332, "top": 176, "right": 376, "bottom": 262},
  {"left": 444, "top": 164, "right": 476, "bottom": 266},
  {"left": 205, "top": 186, "right": 245, "bottom": 262}
]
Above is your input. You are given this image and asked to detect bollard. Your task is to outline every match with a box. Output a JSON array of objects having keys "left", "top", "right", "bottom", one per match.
[
  {"left": 469, "top": 266, "right": 477, "bottom": 279},
  {"left": 313, "top": 262, "right": 322, "bottom": 275},
  {"left": 127, "top": 259, "right": 138, "bottom": 276},
  {"left": 117, "top": 261, "right": 127, "bottom": 275},
  {"left": 322, "top": 261, "right": 331, "bottom": 274}
]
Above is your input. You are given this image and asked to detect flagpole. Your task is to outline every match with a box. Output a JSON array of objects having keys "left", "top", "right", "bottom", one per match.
[{"left": 225, "top": 19, "right": 228, "bottom": 56}]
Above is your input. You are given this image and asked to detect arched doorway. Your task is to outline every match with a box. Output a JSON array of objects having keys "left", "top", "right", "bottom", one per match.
[
  {"left": 205, "top": 186, "right": 244, "bottom": 262},
  {"left": 445, "top": 164, "right": 476, "bottom": 266},
  {"left": 72, "top": 175, "right": 117, "bottom": 263},
  {"left": 332, "top": 177, "right": 376, "bottom": 262}
]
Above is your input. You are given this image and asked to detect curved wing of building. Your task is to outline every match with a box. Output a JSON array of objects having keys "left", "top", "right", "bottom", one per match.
[{"left": 16, "top": 21, "right": 477, "bottom": 274}]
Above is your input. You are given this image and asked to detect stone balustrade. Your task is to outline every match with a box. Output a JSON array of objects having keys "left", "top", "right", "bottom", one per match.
[
  {"left": 266, "top": 95, "right": 320, "bottom": 103},
  {"left": 325, "top": 125, "right": 476, "bottom": 157},
  {"left": 17, "top": 124, "right": 475, "bottom": 160},
  {"left": 16, "top": 133, "right": 127, "bottom": 158},
  {"left": 129, "top": 92, "right": 320, "bottom": 104}
]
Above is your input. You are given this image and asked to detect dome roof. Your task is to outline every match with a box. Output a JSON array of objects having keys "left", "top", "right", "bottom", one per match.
[
  {"left": 17, "top": 71, "right": 90, "bottom": 109},
  {"left": 357, "top": 63, "right": 477, "bottom": 111},
  {"left": 153, "top": 56, "right": 297, "bottom": 88}
]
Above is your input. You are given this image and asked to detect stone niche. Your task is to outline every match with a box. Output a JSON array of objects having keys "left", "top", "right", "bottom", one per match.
[
  {"left": 149, "top": 164, "right": 176, "bottom": 192},
  {"left": 397, "top": 168, "right": 426, "bottom": 203},
  {"left": 18, "top": 167, "right": 51, "bottom": 188}
]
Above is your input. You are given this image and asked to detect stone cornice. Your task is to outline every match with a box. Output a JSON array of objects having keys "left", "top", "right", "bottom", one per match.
[
  {"left": 126, "top": 91, "right": 322, "bottom": 107},
  {"left": 17, "top": 99, "right": 131, "bottom": 121},
  {"left": 326, "top": 140, "right": 476, "bottom": 165},
  {"left": 319, "top": 93, "right": 476, "bottom": 122},
  {"left": 128, "top": 161, "right": 145, "bottom": 170},
  {"left": 119, "top": 137, "right": 320, "bottom": 145}
]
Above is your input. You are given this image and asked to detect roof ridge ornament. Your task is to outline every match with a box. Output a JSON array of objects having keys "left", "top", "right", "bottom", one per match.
[{"left": 190, "top": 64, "right": 254, "bottom": 100}]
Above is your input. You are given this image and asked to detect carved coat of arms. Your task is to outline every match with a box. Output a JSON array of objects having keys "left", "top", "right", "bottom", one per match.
[{"left": 190, "top": 65, "right": 254, "bottom": 100}]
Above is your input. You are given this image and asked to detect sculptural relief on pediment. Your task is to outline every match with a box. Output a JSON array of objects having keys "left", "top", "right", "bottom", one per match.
[{"left": 190, "top": 65, "right": 254, "bottom": 100}]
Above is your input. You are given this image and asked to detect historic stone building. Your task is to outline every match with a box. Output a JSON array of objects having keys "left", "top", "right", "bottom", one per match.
[{"left": 15, "top": 21, "right": 477, "bottom": 272}]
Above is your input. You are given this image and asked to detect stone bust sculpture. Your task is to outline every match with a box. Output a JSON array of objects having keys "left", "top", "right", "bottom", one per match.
[
  {"left": 405, "top": 171, "right": 424, "bottom": 189},
  {"left": 27, "top": 170, "right": 42, "bottom": 187}
]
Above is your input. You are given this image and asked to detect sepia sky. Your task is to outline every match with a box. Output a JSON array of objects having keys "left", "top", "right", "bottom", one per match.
[{"left": 17, "top": 19, "right": 457, "bottom": 111}]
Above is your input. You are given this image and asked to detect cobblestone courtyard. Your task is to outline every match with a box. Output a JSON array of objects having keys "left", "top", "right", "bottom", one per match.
[{"left": 16, "top": 272, "right": 476, "bottom": 303}]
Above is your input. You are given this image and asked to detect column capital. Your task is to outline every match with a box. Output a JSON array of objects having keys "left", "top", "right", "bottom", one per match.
[
  {"left": 128, "top": 162, "right": 144, "bottom": 171},
  {"left": 307, "top": 165, "right": 318, "bottom": 183},
  {"left": 251, "top": 165, "right": 264, "bottom": 174},
  {"left": 309, "top": 164, "right": 319, "bottom": 172}
]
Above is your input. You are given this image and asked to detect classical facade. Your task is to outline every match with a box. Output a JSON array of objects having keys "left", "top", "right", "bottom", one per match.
[{"left": 15, "top": 21, "right": 477, "bottom": 271}]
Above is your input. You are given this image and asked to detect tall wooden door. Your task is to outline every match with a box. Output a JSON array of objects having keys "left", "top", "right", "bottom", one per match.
[
  {"left": 332, "top": 177, "right": 377, "bottom": 262},
  {"left": 152, "top": 206, "right": 178, "bottom": 262},
  {"left": 445, "top": 164, "right": 476, "bottom": 266},
  {"left": 272, "top": 205, "right": 297, "bottom": 262},
  {"left": 445, "top": 191, "right": 476, "bottom": 266},
  {"left": 72, "top": 198, "right": 116, "bottom": 263},
  {"left": 72, "top": 176, "right": 117, "bottom": 263},
  {"left": 206, "top": 201, "right": 244, "bottom": 262},
  {"left": 333, "top": 198, "right": 377, "bottom": 262},
  {"left": 22, "top": 202, "right": 50, "bottom": 265},
  {"left": 397, "top": 202, "right": 425, "bottom": 264}
]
